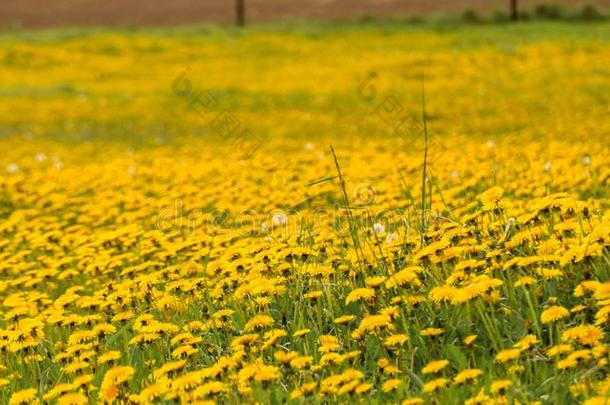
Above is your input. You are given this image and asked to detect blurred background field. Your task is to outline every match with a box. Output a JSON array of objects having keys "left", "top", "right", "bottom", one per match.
[
  {"left": 1, "top": 0, "right": 610, "bottom": 153},
  {"left": 2, "top": 0, "right": 610, "bottom": 27},
  {"left": 1, "top": 22, "right": 610, "bottom": 150}
]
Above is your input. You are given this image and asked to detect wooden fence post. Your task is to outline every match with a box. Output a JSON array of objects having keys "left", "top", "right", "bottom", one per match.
[
  {"left": 236, "top": 0, "right": 245, "bottom": 27},
  {"left": 510, "top": 0, "right": 518, "bottom": 21}
]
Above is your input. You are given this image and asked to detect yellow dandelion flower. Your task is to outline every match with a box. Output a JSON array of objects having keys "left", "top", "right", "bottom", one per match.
[
  {"left": 274, "top": 350, "right": 298, "bottom": 365},
  {"left": 382, "top": 379, "right": 402, "bottom": 392},
  {"left": 495, "top": 348, "right": 520, "bottom": 363},
  {"left": 9, "top": 388, "right": 38, "bottom": 405},
  {"left": 514, "top": 334, "right": 538, "bottom": 350},
  {"left": 453, "top": 368, "right": 483, "bottom": 385},
  {"left": 421, "top": 327, "right": 443, "bottom": 337},
  {"left": 365, "top": 276, "right": 387, "bottom": 288},
  {"left": 355, "top": 383, "right": 373, "bottom": 394},
  {"left": 466, "top": 388, "right": 491, "bottom": 405},
  {"left": 384, "top": 334, "right": 408, "bottom": 348},
  {"left": 541, "top": 306, "right": 570, "bottom": 324},
  {"left": 429, "top": 285, "right": 455, "bottom": 303},
  {"left": 515, "top": 276, "right": 536, "bottom": 288},
  {"left": 561, "top": 325, "right": 604, "bottom": 346},
  {"left": 571, "top": 304, "right": 587, "bottom": 313},
  {"left": 491, "top": 380, "right": 512, "bottom": 394},
  {"left": 422, "top": 359, "right": 449, "bottom": 374},
  {"left": 480, "top": 186, "right": 504, "bottom": 208},
  {"left": 57, "top": 393, "right": 88, "bottom": 405},
  {"left": 422, "top": 377, "right": 448, "bottom": 393},
  {"left": 547, "top": 344, "right": 573, "bottom": 357},
  {"left": 345, "top": 288, "right": 376, "bottom": 305},
  {"left": 293, "top": 328, "right": 311, "bottom": 337},
  {"left": 334, "top": 315, "right": 355, "bottom": 324},
  {"left": 305, "top": 290, "right": 323, "bottom": 300},
  {"left": 99, "top": 366, "right": 134, "bottom": 402},
  {"left": 244, "top": 314, "right": 274, "bottom": 332},
  {"left": 463, "top": 335, "right": 478, "bottom": 346},
  {"left": 98, "top": 351, "right": 121, "bottom": 365},
  {"left": 290, "top": 356, "right": 313, "bottom": 370}
]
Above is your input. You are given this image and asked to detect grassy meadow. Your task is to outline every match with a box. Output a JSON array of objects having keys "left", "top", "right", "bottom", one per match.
[{"left": 0, "top": 21, "right": 609, "bottom": 404}]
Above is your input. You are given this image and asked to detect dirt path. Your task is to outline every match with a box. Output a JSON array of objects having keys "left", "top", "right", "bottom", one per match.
[{"left": 1, "top": 0, "right": 608, "bottom": 29}]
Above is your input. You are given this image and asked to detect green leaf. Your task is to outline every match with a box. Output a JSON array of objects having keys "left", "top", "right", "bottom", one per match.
[{"left": 446, "top": 344, "right": 468, "bottom": 369}]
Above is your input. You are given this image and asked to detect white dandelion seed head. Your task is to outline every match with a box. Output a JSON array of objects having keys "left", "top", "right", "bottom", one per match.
[
  {"left": 544, "top": 161, "right": 552, "bottom": 172},
  {"left": 272, "top": 212, "right": 288, "bottom": 226},
  {"left": 385, "top": 232, "right": 398, "bottom": 244},
  {"left": 373, "top": 223, "right": 385, "bottom": 235}
]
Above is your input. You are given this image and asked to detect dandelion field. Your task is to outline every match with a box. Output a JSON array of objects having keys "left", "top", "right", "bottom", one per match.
[{"left": 1, "top": 22, "right": 610, "bottom": 404}]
